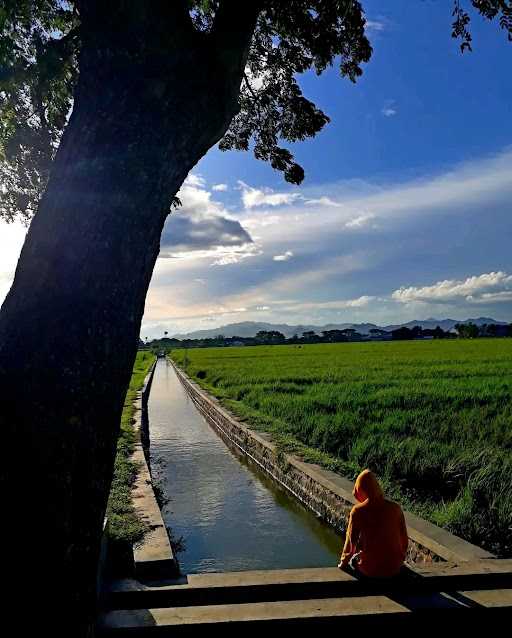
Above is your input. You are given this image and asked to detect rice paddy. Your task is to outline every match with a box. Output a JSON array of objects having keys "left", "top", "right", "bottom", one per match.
[{"left": 171, "top": 339, "right": 512, "bottom": 556}]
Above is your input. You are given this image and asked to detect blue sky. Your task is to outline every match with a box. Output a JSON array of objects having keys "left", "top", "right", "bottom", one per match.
[
  {"left": 1, "top": 2, "right": 511, "bottom": 337},
  {"left": 200, "top": 1, "right": 512, "bottom": 187}
]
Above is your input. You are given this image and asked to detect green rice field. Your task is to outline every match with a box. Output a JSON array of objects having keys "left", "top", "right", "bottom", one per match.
[{"left": 171, "top": 339, "right": 512, "bottom": 556}]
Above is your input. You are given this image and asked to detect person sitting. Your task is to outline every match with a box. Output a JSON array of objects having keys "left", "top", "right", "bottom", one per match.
[{"left": 338, "top": 469, "right": 408, "bottom": 578}]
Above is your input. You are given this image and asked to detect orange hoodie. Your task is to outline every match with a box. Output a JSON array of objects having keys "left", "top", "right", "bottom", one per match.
[{"left": 340, "top": 469, "right": 408, "bottom": 578}]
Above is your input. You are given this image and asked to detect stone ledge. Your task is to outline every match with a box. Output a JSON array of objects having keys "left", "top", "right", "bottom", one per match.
[{"left": 171, "top": 361, "right": 494, "bottom": 565}]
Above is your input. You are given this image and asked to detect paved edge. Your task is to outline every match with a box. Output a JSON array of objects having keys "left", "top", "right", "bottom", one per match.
[
  {"left": 132, "top": 361, "right": 179, "bottom": 581},
  {"left": 100, "top": 587, "right": 512, "bottom": 630},
  {"left": 107, "top": 559, "right": 512, "bottom": 595},
  {"left": 171, "top": 361, "right": 494, "bottom": 565}
]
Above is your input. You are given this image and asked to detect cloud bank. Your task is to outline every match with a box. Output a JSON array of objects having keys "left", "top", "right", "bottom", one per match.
[
  {"left": 1, "top": 150, "right": 511, "bottom": 339},
  {"left": 158, "top": 174, "right": 256, "bottom": 264},
  {"left": 141, "top": 149, "right": 512, "bottom": 336},
  {"left": 393, "top": 272, "right": 512, "bottom": 304}
]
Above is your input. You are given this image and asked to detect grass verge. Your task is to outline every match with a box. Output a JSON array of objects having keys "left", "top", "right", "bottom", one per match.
[{"left": 107, "top": 351, "right": 155, "bottom": 545}]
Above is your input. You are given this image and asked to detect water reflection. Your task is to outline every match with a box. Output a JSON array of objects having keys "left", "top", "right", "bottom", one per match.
[{"left": 148, "top": 359, "right": 341, "bottom": 574}]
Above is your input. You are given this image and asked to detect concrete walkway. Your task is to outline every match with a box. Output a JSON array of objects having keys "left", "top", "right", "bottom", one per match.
[{"left": 99, "top": 560, "right": 512, "bottom": 633}]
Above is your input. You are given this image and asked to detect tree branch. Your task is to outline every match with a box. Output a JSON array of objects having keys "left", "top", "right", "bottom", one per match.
[
  {"left": 212, "top": 0, "right": 263, "bottom": 65},
  {"left": 0, "top": 27, "right": 79, "bottom": 88},
  {"left": 46, "top": 26, "right": 81, "bottom": 59},
  {"left": 156, "top": 0, "right": 195, "bottom": 36},
  {"left": 243, "top": 71, "right": 259, "bottom": 102}
]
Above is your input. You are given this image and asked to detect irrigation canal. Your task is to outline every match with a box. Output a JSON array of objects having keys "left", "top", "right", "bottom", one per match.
[{"left": 148, "top": 358, "right": 341, "bottom": 574}]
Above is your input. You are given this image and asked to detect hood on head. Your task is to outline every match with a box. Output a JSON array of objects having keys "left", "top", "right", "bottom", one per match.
[{"left": 353, "top": 469, "right": 384, "bottom": 503}]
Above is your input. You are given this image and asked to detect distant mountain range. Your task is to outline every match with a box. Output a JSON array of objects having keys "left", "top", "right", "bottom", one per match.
[{"left": 171, "top": 317, "right": 508, "bottom": 340}]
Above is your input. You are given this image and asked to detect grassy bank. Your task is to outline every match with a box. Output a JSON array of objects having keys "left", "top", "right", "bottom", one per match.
[
  {"left": 171, "top": 340, "right": 512, "bottom": 556},
  {"left": 107, "top": 351, "right": 155, "bottom": 544}
]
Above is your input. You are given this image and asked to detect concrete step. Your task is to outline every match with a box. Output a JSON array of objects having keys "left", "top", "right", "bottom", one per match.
[
  {"left": 98, "top": 588, "right": 512, "bottom": 634},
  {"left": 105, "top": 562, "right": 512, "bottom": 610}
]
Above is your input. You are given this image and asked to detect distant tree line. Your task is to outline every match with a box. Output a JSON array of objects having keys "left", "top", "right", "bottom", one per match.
[
  {"left": 453, "top": 322, "right": 512, "bottom": 339},
  {"left": 141, "top": 322, "right": 512, "bottom": 352}
]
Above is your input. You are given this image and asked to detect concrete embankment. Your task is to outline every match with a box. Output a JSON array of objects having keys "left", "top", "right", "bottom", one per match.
[
  {"left": 171, "top": 361, "right": 494, "bottom": 565},
  {"left": 130, "top": 361, "right": 179, "bottom": 580}
]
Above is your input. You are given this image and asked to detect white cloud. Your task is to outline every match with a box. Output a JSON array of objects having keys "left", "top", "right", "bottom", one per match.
[
  {"left": 216, "top": 253, "right": 371, "bottom": 312},
  {"left": 238, "top": 181, "right": 301, "bottom": 209},
  {"left": 467, "top": 291, "right": 512, "bottom": 304},
  {"left": 210, "top": 242, "right": 262, "bottom": 266},
  {"left": 284, "top": 296, "right": 377, "bottom": 313},
  {"left": 345, "top": 213, "right": 375, "bottom": 229},
  {"left": 344, "top": 295, "right": 376, "bottom": 307},
  {"left": 382, "top": 101, "right": 397, "bottom": 117},
  {"left": 183, "top": 173, "right": 205, "bottom": 188},
  {"left": 256, "top": 305, "right": 270, "bottom": 311},
  {"left": 365, "top": 19, "right": 387, "bottom": 33},
  {"left": 232, "top": 151, "right": 512, "bottom": 258},
  {"left": 232, "top": 150, "right": 512, "bottom": 256},
  {"left": 212, "top": 183, "right": 228, "bottom": 192},
  {"left": 329, "top": 149, "right": 512, "bottom": 222},
  {"left": 212, "top": 255, "right": 246, "bottom": 266},
  {"left": 304, "top": 196, "right": 340, "bottom": 207},
  {"left": 273, "top": 250, "right": 294, "bottom": 262},
  {"left": 392, "top": 271, "right": 512, "bottom": 304},
  {"left": 243, "top": 215, "right": 282, "bottom": 230}
]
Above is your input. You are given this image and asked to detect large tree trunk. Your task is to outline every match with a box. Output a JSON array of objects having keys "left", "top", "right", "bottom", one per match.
[{"left": 0, "top": 8, "right": 255, "bottom": 634}]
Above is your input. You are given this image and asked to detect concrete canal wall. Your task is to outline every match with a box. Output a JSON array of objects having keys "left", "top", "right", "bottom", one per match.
[
  {"left": 171, "top": 361, "right": 494, "bottom": 566},
  {"left": 130, "top": 361, "right": 179, "bottom": 581}
]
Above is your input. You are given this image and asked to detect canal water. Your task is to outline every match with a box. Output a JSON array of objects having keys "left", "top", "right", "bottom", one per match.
[{"left": 148, "top": 358, "right": 341, "bottom": 574}]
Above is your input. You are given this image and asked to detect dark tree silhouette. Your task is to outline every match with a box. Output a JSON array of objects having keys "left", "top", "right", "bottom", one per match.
[
  {"left": 0, "top": 2, "right": 510, "bottom": 635},
  {"left": 255, "top": 330, "right": 286, "bottom": 344},
  {"left": 455, "top": 322, "right": 481, "bottom": 338}
]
